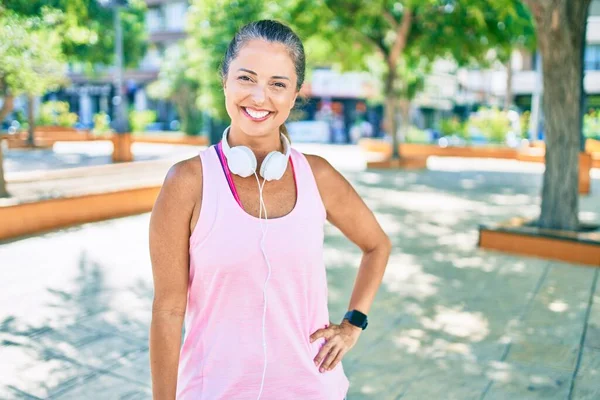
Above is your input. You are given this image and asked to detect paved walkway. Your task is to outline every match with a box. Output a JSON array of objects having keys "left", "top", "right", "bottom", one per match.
[{"left": 0, "top": 144, "right": 599, "bottom": 399}]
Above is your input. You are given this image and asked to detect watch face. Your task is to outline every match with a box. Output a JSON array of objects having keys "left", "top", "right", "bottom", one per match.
[{"left": 346, "top": 311, "right": 367, "bottom": 328}]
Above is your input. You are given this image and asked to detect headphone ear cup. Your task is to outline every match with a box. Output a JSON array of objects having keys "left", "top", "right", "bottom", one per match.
[
  {"left": 261, "top": 151, "right": 287, "bottom": 181},
  {"left": 228, "top": 146, "right": 257, "bottom": 177}
]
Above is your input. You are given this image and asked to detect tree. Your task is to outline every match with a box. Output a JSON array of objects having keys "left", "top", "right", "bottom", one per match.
[
  {"left": 288, "top": 0, "right": 534, "bottom": 158},
  {"left": 2, "top": 0, "right": 147, "bottom": 68},
  {"left": 493, "top": 1, "right": 536, "bottom": 110},
  {"left": 147, "top": 44, "right": 204, "bottom": 136},
  {"left": 522, "top": 0, "right": 591, "bottom": 231},
  {"left": 0, "top": 11, "right": 66, "bottom": 197}
]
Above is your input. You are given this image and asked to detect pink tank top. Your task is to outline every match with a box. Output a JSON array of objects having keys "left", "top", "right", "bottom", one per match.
[{"left": 176, "top": 145, "right": 350, "bottom": 399}]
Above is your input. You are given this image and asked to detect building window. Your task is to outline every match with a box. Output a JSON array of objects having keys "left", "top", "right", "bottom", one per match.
[
  {"left": 146, "top": 6, "right": 166, "bottom": 33},
  {"left": 164, "top": 2, "right": 187, "bottom": 32},
  {"left": 584, "top": 44, "right": 600, "bottom": 70}
]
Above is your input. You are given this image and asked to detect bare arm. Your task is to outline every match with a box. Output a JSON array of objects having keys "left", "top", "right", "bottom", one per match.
[
  {"left": 149, "top": 157, "right": 202, "bottom": 400},
  {"left": 307, "top": 155, "right": 391, "bottom": 317}
]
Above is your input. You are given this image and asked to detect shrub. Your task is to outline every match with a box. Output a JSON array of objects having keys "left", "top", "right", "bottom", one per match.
[
  {"left": 38, "top": 101, "right": 78, "bottom": 127},
  {"left": 584, "top": 110, "right": 600, "bottom": 139},
  {"left": 129, "top": 110, "right": 157, "bottom": 134},
  {"left": 439, "top": 117, "right": 468, "bottom": 140},
  {"left": 93, "top": 112, "right": 112, "bottom": 135},
  {"left": 467, "top": 107, "right": 511, "bottom": 143}
]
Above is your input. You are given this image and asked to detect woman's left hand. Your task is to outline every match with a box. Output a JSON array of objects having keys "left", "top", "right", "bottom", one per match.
[{"left": 309, "top": 320, "right": 362, "bottom": 373}]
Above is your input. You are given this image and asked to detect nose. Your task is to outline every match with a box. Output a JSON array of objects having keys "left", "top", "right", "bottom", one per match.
[{"left": 250, "top": 84, "right": 266, "bottom": 105}]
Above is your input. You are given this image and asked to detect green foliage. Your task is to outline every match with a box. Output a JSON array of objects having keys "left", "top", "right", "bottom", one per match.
[
  {"left": 584, "top": 110, "right": 600, "bottom": 139},
  {"left": 520, "top": 110, "right": 530, "bottom": 138},
  {"left": 439, "top": 117, "right": 467, "bottom": 138},
  {"left": 2, "top": 0, "right": 147, "bottom": 67},
  {"left": 467, "top": 107, "right": 512, "bottom": 143},
  {"left": 147, "top": 44, "right": 204, "bottom": 135},
  {"left": 93, "top": 112, "right": 112, "bottom": 135},
  {"left": 37, "top": 101, "right": 78, "bottom": 127},
  {"left": 129, "top": 109, "right": 156, "bottom": 134},
  {"left": 404, "top": 126, "right": 429, "bottom": 143},
  {"left": 0, "top": 11, "right": 67, "bottom": 97}
]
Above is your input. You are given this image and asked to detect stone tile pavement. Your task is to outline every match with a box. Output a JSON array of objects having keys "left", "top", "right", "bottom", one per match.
[{"left": 1, "top": 144, "right": 599, "bottom": 399}]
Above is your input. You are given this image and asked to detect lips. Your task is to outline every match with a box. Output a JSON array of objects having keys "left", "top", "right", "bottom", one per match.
[{"left": 242, "top": 106, "right": 272, "bottom": 122}]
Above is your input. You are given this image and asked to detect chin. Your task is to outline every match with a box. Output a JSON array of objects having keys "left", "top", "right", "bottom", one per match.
[{"left": 238, "top": 120, "right": 280, "bottom": 138}]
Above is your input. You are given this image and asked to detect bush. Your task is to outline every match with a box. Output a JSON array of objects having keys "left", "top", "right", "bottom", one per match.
[
  {"left": 584, "top": 110, "right": 600, "bottom": 139},
  {"left": 520, "top": 111, "right": 530, "bottom": 138},
  {"left": 37, "top": 101, "right": 78, "bottom": 127},
  {"left": 467, "top": 107, "right": 511, "bottom": 144},
  {"left": 405, "top": 126, "right": 430, "bottom": 143},
  {"left": 93, "top": 112, "right": 112, "bottom": 135},
  {"left": 129, "top": 110, "right": 157, "bottom": 134},
  {"left": 438, "top": 117, "right": 468, "bottom": 140}
]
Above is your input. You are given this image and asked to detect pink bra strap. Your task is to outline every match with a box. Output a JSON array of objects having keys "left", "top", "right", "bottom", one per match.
[{"left": 215, "top": 141, "right": 297, "bottom": 208}]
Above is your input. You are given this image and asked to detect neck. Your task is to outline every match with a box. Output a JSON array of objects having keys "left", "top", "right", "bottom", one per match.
[{"left": 227, "top": 125, "right": 284, "bottom": 164}]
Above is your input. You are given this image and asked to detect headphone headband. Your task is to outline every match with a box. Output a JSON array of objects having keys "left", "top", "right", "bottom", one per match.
[
  {"left": 220, "top": 126, "right": 291, "bottom": 181},
  {"left": 221, "top": 126, "right": 290, "bottom": 158}
]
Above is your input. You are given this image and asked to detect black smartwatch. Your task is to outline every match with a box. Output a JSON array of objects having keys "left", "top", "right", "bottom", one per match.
[{"left": 343, "top": 310, "right": 368, "bottom": 330}]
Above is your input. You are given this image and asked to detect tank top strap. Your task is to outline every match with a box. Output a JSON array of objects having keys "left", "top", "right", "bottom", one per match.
[
  {"left": 189, "top": 145, "right": 231, "bottom": 248},
  {"left": 289, "top": 148, "right": 327, "bottom": 223}
]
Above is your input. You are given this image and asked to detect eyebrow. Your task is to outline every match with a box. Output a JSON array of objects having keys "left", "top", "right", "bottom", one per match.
[{"left": 237, "top": 68, "right": 290, "bottom": 81}]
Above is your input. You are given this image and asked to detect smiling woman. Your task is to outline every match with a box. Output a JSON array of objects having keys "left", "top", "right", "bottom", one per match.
[
  {"left": 149, "top": 20, "right": 391, "bottom": 400},
  {"left": 221, "top": 34, "right": 302, "bottom": 143}
]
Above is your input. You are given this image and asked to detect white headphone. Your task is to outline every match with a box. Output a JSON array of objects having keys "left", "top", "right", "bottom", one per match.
[{"left": 221, "top": 126, "right": 291, "bottom": 181}]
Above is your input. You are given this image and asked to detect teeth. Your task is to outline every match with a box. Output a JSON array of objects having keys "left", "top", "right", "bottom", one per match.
[{"left": 245, "top": 108, "right": 269, "bottom": 119}]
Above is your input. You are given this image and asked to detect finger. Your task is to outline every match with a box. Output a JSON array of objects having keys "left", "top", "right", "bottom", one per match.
[
  {"left": 309, "top": 329, "right": 323, "bottom": 343},
  {"left": 320, "top": 345, "right": 341, "bottom": 372},
  {"left": 313, "top": 339, "right": 336, "bottom": 368},
  {"left": 326, "top": 347, "right": 347, "bottom": 371},
  {"left": 310, "top": 327, "right": 334, "bottom": 343}
]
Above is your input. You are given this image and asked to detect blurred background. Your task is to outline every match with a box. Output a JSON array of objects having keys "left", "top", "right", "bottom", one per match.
[{"left": 0, "top": 0, "right": 598, "bottom": 148}]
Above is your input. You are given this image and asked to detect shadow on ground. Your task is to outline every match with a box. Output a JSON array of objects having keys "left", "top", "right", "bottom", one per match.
[
  {"left": 1, "top": 162, "right": 599, "bottom": 399},
  {"left": 0, "top": 252, "right": 152, "bottom": 399},
  {"left": 323, "top": 167, "right": 600, "bottom": 399}
]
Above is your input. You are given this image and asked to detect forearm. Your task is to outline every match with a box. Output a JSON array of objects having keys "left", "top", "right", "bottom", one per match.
[
  {"left": 346, "top": 241, "right": 391, "bottom": 316},
  {"left": 150, "top": 312, "right": 185, "bottom": 400}
]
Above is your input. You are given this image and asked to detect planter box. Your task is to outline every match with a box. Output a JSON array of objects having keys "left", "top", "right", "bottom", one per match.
[
  {"left": 367, "top": 156, "right": 428, "bottom": 170},
  {"left": 359, "top": 138, "right": 518, "bottom": 159},
  {"left": 360, "top": 139, "right": 593, "bottom": 194},
  {"left": 479, "top": 218, "right": 600, "bottom": 267},
  {"left": 131, "top": 134, "right": 208, "bottom": 146},
  {"left": 0, "top": 186, "right": 161, "bottom": 241}
]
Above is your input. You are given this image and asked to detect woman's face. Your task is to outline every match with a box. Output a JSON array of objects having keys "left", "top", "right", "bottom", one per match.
[{"left": 224, "top": 39, "right": 298, "bottom": 139}]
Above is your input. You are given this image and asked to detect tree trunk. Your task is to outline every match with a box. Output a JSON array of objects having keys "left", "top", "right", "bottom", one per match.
[
  {"left": 504, "top": 59, "right": 513, "bottom": 111},
  {"left": 27, "top": 95, "right": 36, "bottom": 147},
  {"left": 0, "top": 95, "right": 15, "bottom": 123},
  {"left": 526, "top": 0, "right": 591, "bottom": 231},
  {"left": 385, "top": 67, "right": 401, "bottom": 159},
  {"left": 0, "top": 143, "right": 8, "bottom": 198},
  {"left": 398, "top": 97, "right": 411, "bottom": 143}
]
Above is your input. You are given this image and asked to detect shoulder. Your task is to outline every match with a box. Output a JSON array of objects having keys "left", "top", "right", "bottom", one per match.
[
  {"left": 302, "top": 153, "right": 350, "bottom": 207},
  {"left": 158, "top": 155, "right": 203, "bottom": 207},
  {"left": 303, "top": 153, "right": 335, "bottom": 182}
]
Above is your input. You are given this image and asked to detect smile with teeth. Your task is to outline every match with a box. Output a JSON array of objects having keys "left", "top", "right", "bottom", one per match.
[{"left": 243, "top": 107, "right": 271, "bottom": 120}]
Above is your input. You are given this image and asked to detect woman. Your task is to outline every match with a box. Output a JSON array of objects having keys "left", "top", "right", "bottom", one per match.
[{"left": 149, "top": 20, "right": 391, "bottom": 400}]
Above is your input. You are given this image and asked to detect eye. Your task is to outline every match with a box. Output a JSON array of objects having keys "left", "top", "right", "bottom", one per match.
[
  {"left": 273, "top": 82, "right": 287, "bottom": 88},
  {"left": 237, "top": 75, "right": 252, "bottom": 82}
]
